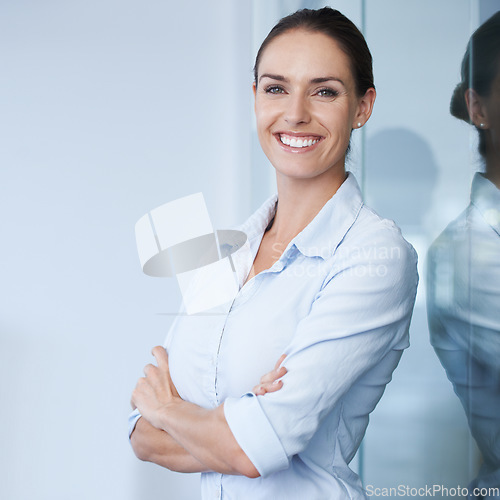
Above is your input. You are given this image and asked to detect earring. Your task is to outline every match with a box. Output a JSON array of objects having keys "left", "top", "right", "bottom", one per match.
[
  {"left": 357, "top": 122, "right": 362, "bottom": 128},
  {"left": 480, "top": 123, "right": 485, "bottom": 128}
]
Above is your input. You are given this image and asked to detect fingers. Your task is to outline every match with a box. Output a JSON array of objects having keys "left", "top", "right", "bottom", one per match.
[
  {"left": 253, "top": 354, "right": 288, "bottom": 396},
  {"left": 259, "top": 367, "right": 287, "bottom": 386},
  {"left": 130, "top": 346, "right": 181, "bottom": 425},
  {"left": 253, "top": 385, "right": 265, "bottom": 395},
  {"left": 143, "top": 363, "right": 156, "bottom": 376},
  {"left": 274, "top": 353, "right": 287, "bottom": 370},
  {"left": 260, "top": 363, "right": 287, "bottom": 385},
  {"left": 131, "top": 376, "right": 149, "bottom": 409},
  {"left": 151, "top": 345, "right": 168, "bottom": 370},
  {"left": 136, "top": 346, "right": 176, "bottom": 395},
  {"left": 141, "top": 347, "right": 168, "bottom": 381},
  {"left": 253, "top": 379, "right": 283, "bottom": 395},
  {"left": 150, "top": 346, "right": 180, "bottom": 399}
]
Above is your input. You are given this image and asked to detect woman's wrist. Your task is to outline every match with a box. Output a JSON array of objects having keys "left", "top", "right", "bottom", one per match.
[{"left": 156, "top": 399, "right": 181, "bottom": 432}]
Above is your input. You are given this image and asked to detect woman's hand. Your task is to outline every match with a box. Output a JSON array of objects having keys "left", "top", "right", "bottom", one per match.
[
  {"left": 131, "top": 346, "right": 180, "bottom": 429},
  {"left": 252, "top": 354, "right": 287, "bottom": 396}
]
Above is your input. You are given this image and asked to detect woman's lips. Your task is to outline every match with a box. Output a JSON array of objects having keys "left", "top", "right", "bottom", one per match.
[{"left": 274, "top": 133, "right": 323, "bottom": 152}]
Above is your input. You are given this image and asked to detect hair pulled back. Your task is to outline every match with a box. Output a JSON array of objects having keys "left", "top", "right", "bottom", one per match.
[
  {"left": 450, "top": 11, "right": 500, "bottom": 156},
  {"left": 253, "top": 7, "right": 374, "bottom": 97}
]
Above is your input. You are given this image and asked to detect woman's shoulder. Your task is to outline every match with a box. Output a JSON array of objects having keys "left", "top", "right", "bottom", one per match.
[
  {"left": 346, "top": 203, "right": 417, "bottom": 260},
  {"left": 321, "top": 202, "right": 419, "bottom": 293}
]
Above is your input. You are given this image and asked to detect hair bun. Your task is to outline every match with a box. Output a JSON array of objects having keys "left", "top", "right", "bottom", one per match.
[{"left": 449, "top": 82, "right": 470, "bottom": 123}]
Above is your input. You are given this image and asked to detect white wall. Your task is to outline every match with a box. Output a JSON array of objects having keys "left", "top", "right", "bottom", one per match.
[{"left": 0, "top": 1, "right": 252, "bottom": 499}]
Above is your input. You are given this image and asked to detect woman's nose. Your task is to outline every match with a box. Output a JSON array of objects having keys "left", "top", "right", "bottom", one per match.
[{"left": 284, "top": 95, "right": 311, "bottom": 125}]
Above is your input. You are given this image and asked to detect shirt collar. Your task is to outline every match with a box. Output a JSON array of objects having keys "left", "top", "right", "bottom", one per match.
[
  {"left": 292, "top": 172, "right": 363, "bottom": 259},
  {"left": 239, "top": 172, "right": 364, "bottom": 260},
  {"left": 238, "top": 193, "right": 279, "bottom": 243},
  {"left": 471, "top": 172, "right": 500, "bottom": 236}
]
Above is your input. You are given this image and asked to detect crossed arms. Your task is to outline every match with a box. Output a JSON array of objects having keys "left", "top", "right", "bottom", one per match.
[{"left": 129, "top": 348, "right": 286, "bottom": 477}]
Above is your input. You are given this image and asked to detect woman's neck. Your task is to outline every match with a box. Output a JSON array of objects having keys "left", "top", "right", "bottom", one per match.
[{"left": 266, "top": 169, "right": 347, "bottom": 244}]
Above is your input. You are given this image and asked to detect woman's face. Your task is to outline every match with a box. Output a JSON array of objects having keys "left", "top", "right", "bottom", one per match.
[{"left": 254, "top": 29, "right": 374, "bottom": 183}]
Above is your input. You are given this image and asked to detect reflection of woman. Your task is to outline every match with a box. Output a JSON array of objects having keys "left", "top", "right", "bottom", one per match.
[
  {"left": 427, "top": 11, "right": 500, "bottom": 498},
  {"left": 130, "top": 8, "right": 418, "bottom": 499}
]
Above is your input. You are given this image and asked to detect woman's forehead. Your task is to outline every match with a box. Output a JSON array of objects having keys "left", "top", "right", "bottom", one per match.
[{"left": 258, "top": 29, "right": 354, "bottom": 84}]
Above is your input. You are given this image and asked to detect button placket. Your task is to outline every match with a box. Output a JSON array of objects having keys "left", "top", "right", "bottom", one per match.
[
  {"left": 202, "top": 314, "right": 227, "bottom": 407},
  {"left": 213, "top": 297, "right": 238, "bottom": 405}
]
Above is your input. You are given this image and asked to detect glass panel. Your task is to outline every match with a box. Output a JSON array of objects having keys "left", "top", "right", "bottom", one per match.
[
  {"left": 362, "top": 0, "right": 500, "bottom": 495},
  {"left": 362, "top": 0, "right": 477, "bottom": 493},
  {"left": 422, "top": 1, "right": 500, "bottom": 497}
]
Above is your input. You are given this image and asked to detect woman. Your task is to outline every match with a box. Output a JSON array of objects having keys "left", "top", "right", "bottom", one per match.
[
  {"left": 427, "top": 11, "right": 500, "bottom": 498},
  {"left": 130, "top": 8, "right": 418, "bottom": 499}
]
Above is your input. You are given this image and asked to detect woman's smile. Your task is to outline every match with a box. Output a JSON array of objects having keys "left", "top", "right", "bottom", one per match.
[{"left": 274, "top": 132, "right": 323, "bottom": 153}]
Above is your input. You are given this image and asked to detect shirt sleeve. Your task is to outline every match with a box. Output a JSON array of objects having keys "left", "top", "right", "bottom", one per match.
[
  {"left": 128, "top": 408, "right": 142, "bottom": 439},
  {"left": 224, "top": 229, "right": 418, "bottom": 477}
]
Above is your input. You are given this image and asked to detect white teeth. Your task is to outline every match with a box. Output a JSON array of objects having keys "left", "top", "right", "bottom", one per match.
[{"left": 279, "top": 134, "right": 319, "bottom": 148}]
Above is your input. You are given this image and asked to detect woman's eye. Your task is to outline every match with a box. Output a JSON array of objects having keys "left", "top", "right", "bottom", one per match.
[
  {"left": 316, "top": 88, "right": 338, "bottom": 98},
  {"left": 265, "top": 85, "right": 285, "bottom": 94}
]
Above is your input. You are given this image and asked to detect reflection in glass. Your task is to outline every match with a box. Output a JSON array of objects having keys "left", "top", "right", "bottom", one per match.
[{"left": 427, "top": 11, "right": 500, "bottom": 498}]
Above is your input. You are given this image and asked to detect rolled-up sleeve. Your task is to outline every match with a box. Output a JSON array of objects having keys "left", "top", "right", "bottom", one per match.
[
  {"left": 224, "top": 393, "right": 289, "bottom": 475},
  {"left": 128, "top": 409, "right": 142, "bottom": 439},
  {"left": 224, "top": 229, "right": 418, "bottom": 477}
]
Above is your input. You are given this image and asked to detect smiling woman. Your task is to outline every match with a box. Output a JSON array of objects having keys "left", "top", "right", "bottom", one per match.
[
  {"left": 253, "top": 29, "right": 374, "bottom": 185},
  {"left": 129, "top": 7, "right": 418, "bottom": 500}
]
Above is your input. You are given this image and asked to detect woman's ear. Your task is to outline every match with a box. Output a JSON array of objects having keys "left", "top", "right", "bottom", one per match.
[
  {"left": 465, "top": 88, "right": 489, "bottom": 128},
  {"left": 353, "top": 87, "right": 376, "bottom": 129}
]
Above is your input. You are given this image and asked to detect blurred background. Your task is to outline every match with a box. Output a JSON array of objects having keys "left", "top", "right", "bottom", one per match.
[{"left": 1, "top": 0, "right": 498, "bottom": 498}]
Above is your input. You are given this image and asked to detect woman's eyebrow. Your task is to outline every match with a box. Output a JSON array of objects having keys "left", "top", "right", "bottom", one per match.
[
  {"left": 259, "top": 74, "right": 345, "bottom": 86},
  {"left": 259, "top": 73, "right": 288, "bottom": 83},
  {"left": 310, "top": 76, "right": 345, "bottom": 86}
]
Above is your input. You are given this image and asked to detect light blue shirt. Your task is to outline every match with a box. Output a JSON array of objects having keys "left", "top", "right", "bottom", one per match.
[{"left": 130, "top": 173, "right": 418, "bottom": 499}]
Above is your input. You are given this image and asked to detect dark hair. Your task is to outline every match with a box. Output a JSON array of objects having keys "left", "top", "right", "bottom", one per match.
[
  {"left": 450, "top": 11, "right": 500, "bottom": 157},
  {"left": 253, "top": 7, "right": 374, "bottom": 97}
]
